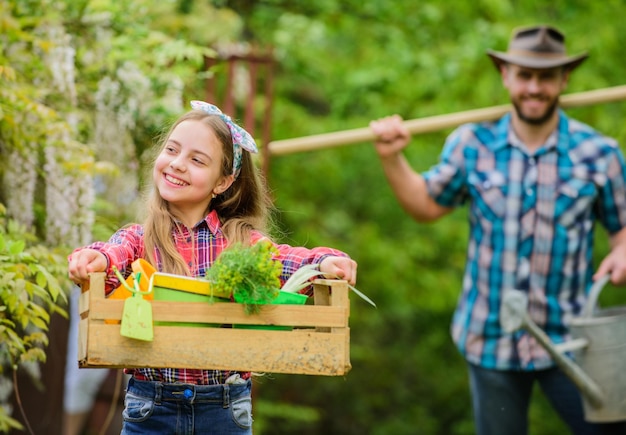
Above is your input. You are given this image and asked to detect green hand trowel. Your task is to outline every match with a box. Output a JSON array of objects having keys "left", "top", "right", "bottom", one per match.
[{"left": 113, "top": 267, "right": 154, "bottom": 341}]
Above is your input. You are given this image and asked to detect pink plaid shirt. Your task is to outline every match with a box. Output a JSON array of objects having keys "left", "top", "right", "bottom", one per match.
[{"left": 76, "top": 210, "right": 348, "bottom": 384}]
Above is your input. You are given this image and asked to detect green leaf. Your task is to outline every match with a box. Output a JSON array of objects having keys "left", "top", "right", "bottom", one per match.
[
  {"left": 0, "top": 406, "right": 24, "bottom": 432},
  {"left": 20, "top": 347, "right": 47, "bottom": 364},
  {"left": 36, "top": 270, "right": 47, "bottom": 288},
  {"left": 346, "top": 284, "right": 377, "bottom": 308},
  {"left": 29, "top": 316, "right": 49, "bottom": 330},
  {"left": 317, "top": 271, "right": 377, "bottom": 308},
  {"left": 30, "top": 303, "right": 51, "bottom": 324},
  {"left": 7, "top": 239, "right": 25, "bottom": 256}
]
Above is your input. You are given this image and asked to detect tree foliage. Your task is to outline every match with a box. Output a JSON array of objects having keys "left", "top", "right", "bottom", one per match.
[{"left": 0, "top": 204, "right": 67, "bottom": 432}]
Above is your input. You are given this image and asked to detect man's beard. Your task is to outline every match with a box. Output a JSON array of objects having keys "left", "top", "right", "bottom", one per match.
[{"left": 512, "top": 97, "right": 559, "bottom": 126}]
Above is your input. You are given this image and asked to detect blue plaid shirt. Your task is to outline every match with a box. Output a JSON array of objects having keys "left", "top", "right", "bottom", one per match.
[{"left": 424, "top": 111, "right": 626, "bottom": 370}]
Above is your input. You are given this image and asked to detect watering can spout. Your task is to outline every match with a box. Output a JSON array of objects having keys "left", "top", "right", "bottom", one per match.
[{"left": 501, "top": 289, "right": 605, "bottom": 410}]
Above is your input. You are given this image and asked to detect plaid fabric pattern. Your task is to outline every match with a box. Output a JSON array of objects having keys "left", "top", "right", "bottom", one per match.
[
  {"left": 423, "top": 111, "right": 626, "bottom": 370},
  {"left": 82, "top": 210, "right": 347, "bottom": 384}
]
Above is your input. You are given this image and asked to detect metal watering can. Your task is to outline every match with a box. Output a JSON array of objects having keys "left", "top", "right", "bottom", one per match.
[{"left": 501, "top": 275, "right": 626, "bottom": 422}]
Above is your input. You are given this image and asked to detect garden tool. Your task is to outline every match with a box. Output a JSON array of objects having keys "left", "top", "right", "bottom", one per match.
[{"left": 501, "top": 274, "right": 626, "bottom": 422}]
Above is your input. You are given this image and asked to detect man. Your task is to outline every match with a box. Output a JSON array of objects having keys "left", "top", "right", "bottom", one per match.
[{"left": 370, "top": 25, "right": 626, "bottom": 435}]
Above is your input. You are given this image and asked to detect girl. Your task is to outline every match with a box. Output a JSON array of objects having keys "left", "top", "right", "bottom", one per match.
[{"left": 68, "top": 101, "right": 357, "bottom": 434}]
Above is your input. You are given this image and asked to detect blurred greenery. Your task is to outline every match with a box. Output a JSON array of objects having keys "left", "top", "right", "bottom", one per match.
[
  {"left": 254, "top": 2, "right": 625, "bottom": 434},
  {"left": 2, "top": 0, "right": 626, "bottom": 433}
]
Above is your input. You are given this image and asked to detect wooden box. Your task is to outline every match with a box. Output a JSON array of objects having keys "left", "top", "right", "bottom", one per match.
[{"left": 78, "top": 272, "right": 351, "bottom": 376}]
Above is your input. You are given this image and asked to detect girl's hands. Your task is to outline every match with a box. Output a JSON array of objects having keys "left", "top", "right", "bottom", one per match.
[
  {"left": 68, "top": 248, "right": 108, "bottom": 284},
  {"left": 319, "top": 256, "right": 358, "bottom": 286}
]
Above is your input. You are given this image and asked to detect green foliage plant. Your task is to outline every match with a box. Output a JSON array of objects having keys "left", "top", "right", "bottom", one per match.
[
  {"left": 0, "top": 203, "right": 67, "bottom": 432},
  {"left": 205, "top": 241, "right": 283, "bottom": 314}
]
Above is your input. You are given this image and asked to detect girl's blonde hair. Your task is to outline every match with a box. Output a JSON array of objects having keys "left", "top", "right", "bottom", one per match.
[{"left": 141, "top": 110, "right": 273, "bottom": 275}]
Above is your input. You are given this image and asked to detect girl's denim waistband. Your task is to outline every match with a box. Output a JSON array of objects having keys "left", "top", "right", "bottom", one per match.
[{"left": 127, "top": 376, "right": 252, "bottom": 406}]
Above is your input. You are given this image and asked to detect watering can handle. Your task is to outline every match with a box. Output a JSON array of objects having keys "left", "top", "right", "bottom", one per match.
[{"left": 581, "top": 273, "right": 611, "bottom": 318}]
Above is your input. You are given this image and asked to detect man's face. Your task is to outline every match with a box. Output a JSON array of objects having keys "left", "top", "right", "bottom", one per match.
[{"left": 501, "top": 64, "right": 569, "bottom": 126}]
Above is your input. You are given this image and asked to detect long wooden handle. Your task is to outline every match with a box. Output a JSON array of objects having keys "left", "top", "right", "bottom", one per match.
[{"left": 268, "top": 84, "right": 626, "bottom": 156}]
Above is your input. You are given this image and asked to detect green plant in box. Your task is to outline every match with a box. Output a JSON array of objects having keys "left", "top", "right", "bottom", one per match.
[
  {"left": 205, "top": 241, "right": 283, "bottom": 314},
  {"left": 206, "top": 241, "right": 377, "bottom": 315}
]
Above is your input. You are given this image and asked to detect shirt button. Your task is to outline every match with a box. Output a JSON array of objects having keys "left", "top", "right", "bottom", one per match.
[
  {"left": 529, "top": 157, "right": 536, "bottom": 165},
  {"left": 526, "top": 189, "right": 533, "bottom": 196}
]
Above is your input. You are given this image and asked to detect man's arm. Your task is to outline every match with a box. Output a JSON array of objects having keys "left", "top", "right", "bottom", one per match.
[{"left": 370, "top": 115, "right": 453, "bottom": 222}]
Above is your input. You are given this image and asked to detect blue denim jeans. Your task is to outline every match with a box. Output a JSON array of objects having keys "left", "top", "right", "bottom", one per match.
[
  {"left": 468, "top": 363, "right": 626, "bottom": 435},
  {"left": 121, "top": 377, "right": 253, "bottom": 435}
]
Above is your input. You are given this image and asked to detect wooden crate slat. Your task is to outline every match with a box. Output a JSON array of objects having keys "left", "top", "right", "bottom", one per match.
[
  {"left": 89, "top": 299, "right": 347, "bottom": 328},
  {"left": 80, "top": 324, "right": 350, "bottom": 375}
]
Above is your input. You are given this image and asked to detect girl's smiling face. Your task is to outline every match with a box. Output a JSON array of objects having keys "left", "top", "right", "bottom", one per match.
[{"left": 154, "top": 119, "right": 233, "bottom": 226}]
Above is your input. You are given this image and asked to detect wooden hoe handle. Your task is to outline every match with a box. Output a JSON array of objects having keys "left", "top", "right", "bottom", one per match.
[{"left": 267, "top": 85, "right": 626, "bottom": 156}]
